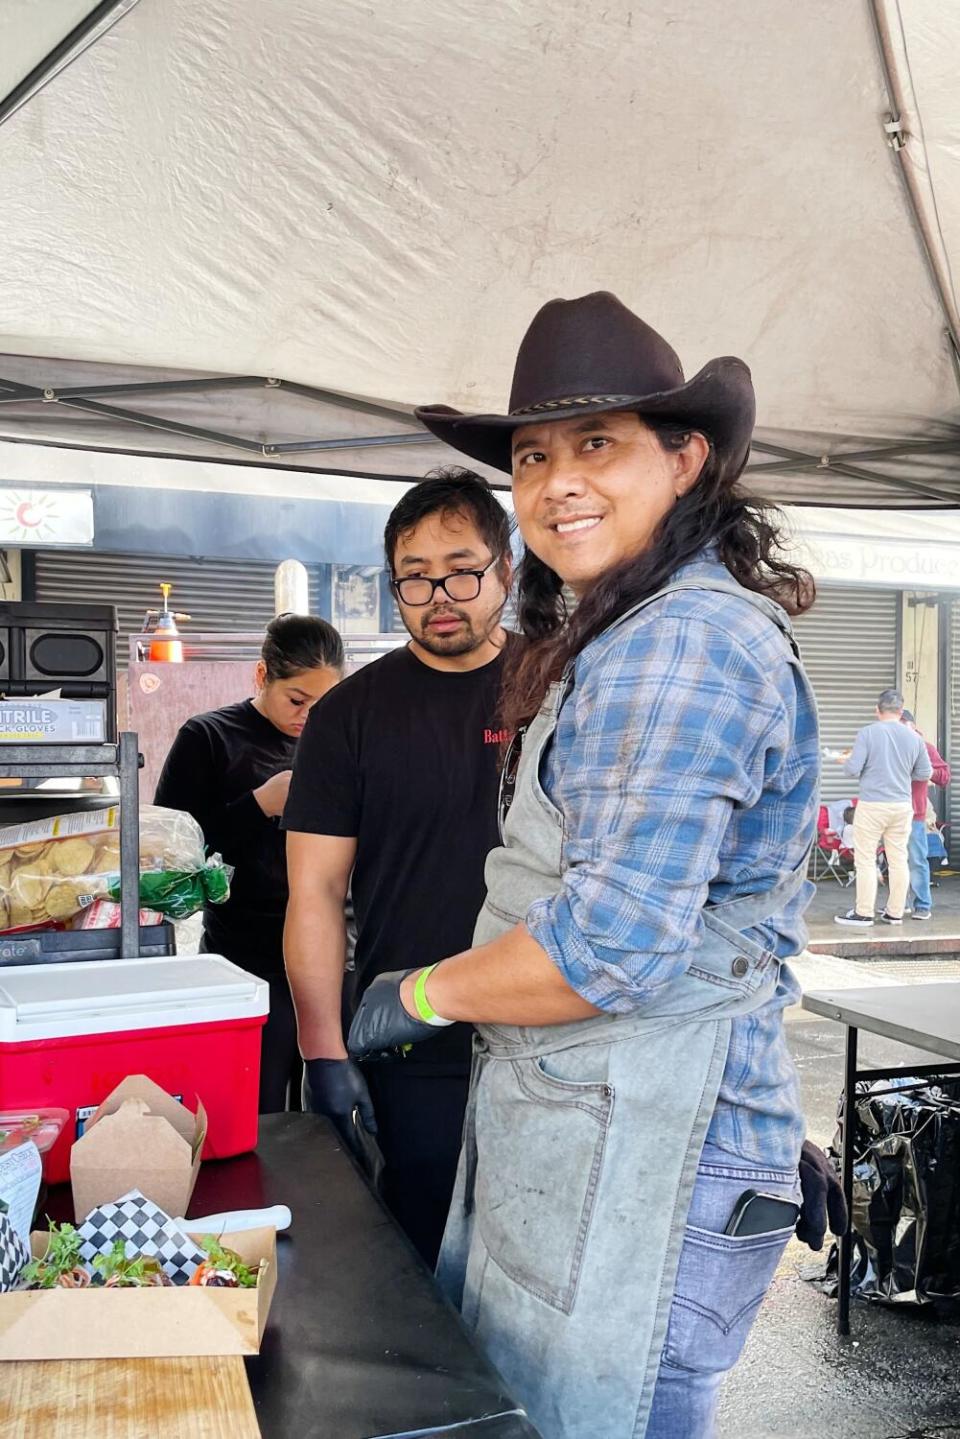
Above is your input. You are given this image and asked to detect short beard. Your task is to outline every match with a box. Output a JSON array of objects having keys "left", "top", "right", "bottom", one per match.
[
  {"left": 414, "top": 609, "right": 481, "bottom": 658},
  {"left": 406, "top": 603, "right": 502, "bottom": 659}
]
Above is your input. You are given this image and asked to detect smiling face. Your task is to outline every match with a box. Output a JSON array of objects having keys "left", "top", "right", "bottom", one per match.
[
  {"left": 511, "top": 411, "right": 708, "bottom": 594},
  {"left": 254, "top": 663, "right": 341, "bottom": 737}
]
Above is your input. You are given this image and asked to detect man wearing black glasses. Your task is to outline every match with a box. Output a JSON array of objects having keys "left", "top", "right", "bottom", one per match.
[{"left": 283, "top": 469, "right": 515, "bottom": 1264}]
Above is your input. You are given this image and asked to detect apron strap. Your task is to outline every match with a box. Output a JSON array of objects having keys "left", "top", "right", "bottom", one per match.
[{"left": 595, "top": 575, "right": 801, "bottom": 659}]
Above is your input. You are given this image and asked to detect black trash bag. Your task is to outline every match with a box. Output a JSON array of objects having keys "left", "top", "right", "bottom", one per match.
[{"left": 826, "top": 1075, "right": 960, "bottom": 1306}]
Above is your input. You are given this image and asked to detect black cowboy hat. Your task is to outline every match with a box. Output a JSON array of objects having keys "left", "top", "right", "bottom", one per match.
[{"left": 416, "top": 291, "right": 756, "bottom": 476}]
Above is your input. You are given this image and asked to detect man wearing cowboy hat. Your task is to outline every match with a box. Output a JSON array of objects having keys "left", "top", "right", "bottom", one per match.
[
  {"left": 349, "top": 293, "right": 845, "bottom": 1439},
  {"left": 418, "top": 290, "right": 754, "bottom": 476}
]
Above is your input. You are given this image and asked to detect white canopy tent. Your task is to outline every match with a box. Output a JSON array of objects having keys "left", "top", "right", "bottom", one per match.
[{"left": 1, "top": 0, "right": 959, "bottom": 507}]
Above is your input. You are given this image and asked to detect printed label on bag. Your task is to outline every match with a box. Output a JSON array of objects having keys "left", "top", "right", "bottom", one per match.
[{"left": 0, "top": 807, "right": 118, "bottom": 848}]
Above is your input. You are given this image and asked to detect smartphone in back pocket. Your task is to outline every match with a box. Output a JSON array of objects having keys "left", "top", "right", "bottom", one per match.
[{"left": 725, "top": 1188, "right": 800, "bottom": 1237}]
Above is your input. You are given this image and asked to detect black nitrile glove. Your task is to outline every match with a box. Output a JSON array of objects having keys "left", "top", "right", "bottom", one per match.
[
  {"left": 347, "top": 969, "right": 437, "bottom": 1058},
  {"left": 796, "top": 1138, "right": 848, "bottom": 1251},
  {"left": 303, "top": 1057, "right": 377, "bottom": 1155}
]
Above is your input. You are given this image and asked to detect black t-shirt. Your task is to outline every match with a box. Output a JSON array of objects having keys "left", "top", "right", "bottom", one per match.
[
  {"left": 155, "top": 700, "right": 295, "bottom": 973},
  {"left": 283, "top": 643, "right": 513, "bottom": 1067}
]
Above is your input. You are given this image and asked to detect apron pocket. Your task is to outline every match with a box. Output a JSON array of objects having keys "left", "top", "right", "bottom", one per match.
[
  {"left": 475, "top": 1056, "right": 613, "bottom": 1315},
  {"left": 661, "top": 1222, "right": 794, "bottom": 1375}
]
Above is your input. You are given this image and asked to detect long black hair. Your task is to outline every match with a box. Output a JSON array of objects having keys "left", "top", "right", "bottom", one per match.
[
  {"left": 500, "top": 422, "right": 814, "bottom": 735},
  {"left": 261, "top": 613, "right": 343, "bottom": 681}
]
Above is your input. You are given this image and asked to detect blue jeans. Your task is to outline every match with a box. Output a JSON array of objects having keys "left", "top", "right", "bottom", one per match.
[
  {"left": 646, "top": 1144, "right": 801, "bottom": 1438},
  {"left": 907, "top": 818, "right": 932, "bottom": 914}
]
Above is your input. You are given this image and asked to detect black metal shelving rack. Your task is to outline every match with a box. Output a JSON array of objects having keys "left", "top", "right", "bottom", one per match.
[{"left": 0, "top": 733, "right": 141, "bottom": 960}]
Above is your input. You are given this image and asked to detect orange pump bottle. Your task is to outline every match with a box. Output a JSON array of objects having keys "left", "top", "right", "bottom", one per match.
[{"left": 148, "top": 583, "right": 184, "bottom": 663}]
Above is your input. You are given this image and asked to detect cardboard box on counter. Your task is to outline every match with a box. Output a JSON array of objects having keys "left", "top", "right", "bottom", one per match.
[
  {"left": 70, "top": 1075, "right": 206, "bottom": 1222},
  {"left": 0, "top": 1227, "right": 276, "bottom": 1360}
]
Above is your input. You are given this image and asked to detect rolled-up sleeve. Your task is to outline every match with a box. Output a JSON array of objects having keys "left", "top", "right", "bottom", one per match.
[{"left": 525, "top": 616, "right": 791, "bottom": 1013}]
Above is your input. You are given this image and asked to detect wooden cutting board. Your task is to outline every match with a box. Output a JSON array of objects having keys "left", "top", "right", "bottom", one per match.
[{"left": 0, "top": 1356, "right": 260, "bottom": 1438}]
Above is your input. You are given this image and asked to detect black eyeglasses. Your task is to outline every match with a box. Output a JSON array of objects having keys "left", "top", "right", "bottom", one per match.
[{"left": 391, "top": 558, "right": 497, "bottom": 607}]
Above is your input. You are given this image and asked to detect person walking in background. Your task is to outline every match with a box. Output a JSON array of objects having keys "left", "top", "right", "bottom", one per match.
[
  {"left": 835, "top": 688, "right": 931, "bottom": 928},
  {"left": 900, "top": 708, "right": 951, "bottom": 921},
  {"left": 156, "top": 614, "right": 343, "bottom": 1111}
]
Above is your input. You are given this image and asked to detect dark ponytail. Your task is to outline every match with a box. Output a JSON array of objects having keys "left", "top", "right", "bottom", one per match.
[
  {"left": 501, "top": 423, "right": 814, "bottom": 735},
  {"left": 261, "top": 613, "right": 344, "bottom": 681}
]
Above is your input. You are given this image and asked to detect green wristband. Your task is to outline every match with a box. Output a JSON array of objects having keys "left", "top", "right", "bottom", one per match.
[{"left": 413, "top": 964, "right": 454, "bottom": 1027}]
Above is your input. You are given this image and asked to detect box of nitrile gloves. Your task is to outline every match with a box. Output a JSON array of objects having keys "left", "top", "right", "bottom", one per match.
[{"left": 0, "top": 699, "right": 107, "bottom": 743}]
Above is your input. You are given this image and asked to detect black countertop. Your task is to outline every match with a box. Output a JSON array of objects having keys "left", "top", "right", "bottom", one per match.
[{"left": 66, "top": 1113, "right": 538, "bottom": 1439}]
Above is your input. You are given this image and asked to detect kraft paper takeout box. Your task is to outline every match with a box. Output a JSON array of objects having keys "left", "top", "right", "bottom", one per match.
[
  {"left": 70, "top": 1075, "right": 207, "bottom": 1221},
  {"left": 0, "top": 1226, "right": 276, "bottom": 1359}
]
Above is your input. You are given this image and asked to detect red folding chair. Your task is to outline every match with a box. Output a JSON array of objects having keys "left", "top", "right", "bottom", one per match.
[{"left": 813, "top": 804, "right": 855, "bottom": 886}]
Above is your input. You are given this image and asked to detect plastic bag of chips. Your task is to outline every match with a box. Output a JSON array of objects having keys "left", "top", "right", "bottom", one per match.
[{"left": 0, "top": 805, "right": 230, "bottom": 931}]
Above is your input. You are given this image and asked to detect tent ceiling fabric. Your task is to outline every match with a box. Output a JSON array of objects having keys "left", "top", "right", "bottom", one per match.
[{"left": 1, "top": 0, "right": 959, "bottom": 506}]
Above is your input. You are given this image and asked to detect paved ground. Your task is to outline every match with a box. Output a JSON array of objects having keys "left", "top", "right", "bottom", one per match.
[
  {"left": 805, "top": 869, "right": 960, "bottom": 956},
  {"left": 719, "top": 948, "right": 960, "bottom": 1437}
]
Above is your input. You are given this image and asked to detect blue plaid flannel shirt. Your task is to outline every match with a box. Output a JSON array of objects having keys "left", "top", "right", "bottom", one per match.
[{"left": 526, "top": 553, "right": 820, "bottom": 1168}]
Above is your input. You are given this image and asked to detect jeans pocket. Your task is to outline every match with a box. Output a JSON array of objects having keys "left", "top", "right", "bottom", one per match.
[
  {"left": 475, "top": 1055, "right": 613, "bottom": 1315},
  {"left": 661, "top": 1221, "right": 794, "bottom": 1375}
]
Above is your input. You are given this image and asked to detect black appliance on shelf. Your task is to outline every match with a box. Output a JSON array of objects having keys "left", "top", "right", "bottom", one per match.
[{"left": 0, "top": 601, "right": 118, "bottom": 740}]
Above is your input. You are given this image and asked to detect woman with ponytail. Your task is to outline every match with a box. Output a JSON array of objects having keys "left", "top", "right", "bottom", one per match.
[
  {"left": 347, "top": 294, "right": 841, "bottom": 1439},
  {"left": 156, "top": 613, "right": 343, "bottom": 1113}
]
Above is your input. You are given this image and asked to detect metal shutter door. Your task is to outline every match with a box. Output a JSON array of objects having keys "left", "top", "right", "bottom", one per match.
[
  {"left": 794, "top": 586, "right": 899, "bottom": 802},
  {"left": 949, "top": 598, "right": 960, "bottom": 862},
  {"left": 36, "top": 551, "right": 320, "bottom": 665}
]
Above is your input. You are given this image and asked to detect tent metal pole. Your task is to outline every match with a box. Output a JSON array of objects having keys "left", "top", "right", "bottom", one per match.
[
  {"left": 54, "top": 397, "right": 267, "bottom": 453},
  {"left": 821, "top": 461, "right": 956, "bottom": 504},
  {"left": 0, "top": 434, "right": 493, "bottom": 487},
  {"left": 0, "top": 0, "right": 143, "bottom": 129},
  {"left": 0, "top": 371, "right": 440, "bottom": 459},
  {"left": 0, "top": 368, "right": 425, "bottom": 430},
  {"left": 748, "top": 448, "right": 960, "bottom": 474},
  {"left": 265, "top": 433, "right": 440, "bottom": 455},
  {"left": 28, "top": 375, "right": 268, "bottom": 402},
  {"left": 747, "top": 452, "right": 957, "bottom": 503},
  {"left": 273, "top": 381, "right": 422, "bottom": 427},
  {"left": 821, "top": 438, "right": 960, "bottom": 463},
  {"left": 868, "top": 0, "right": 960, "bottom": 382},
  {"left": 0, "top": 378, "right": 43, "bottom": 400},
  {"left": 749, "top": 441, "right": 820, "bottom": 462},
  {"left": 748, "top": 464, "right": 960, "bottom": 500}
]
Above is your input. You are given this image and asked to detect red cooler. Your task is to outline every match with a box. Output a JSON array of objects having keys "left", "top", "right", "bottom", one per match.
[{"left": 0, "top": 955, "right": 269, "bottom": 1182}]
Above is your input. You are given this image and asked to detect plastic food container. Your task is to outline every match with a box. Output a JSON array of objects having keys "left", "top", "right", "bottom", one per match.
[
  {"left": 0, "top": 956, "right": 268, "bottom": 1182},
  {"left": 0, "top": 1108, "right": 68, "bottom": 1156}
]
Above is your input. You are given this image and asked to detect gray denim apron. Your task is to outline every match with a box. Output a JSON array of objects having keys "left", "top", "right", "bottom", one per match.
[{"left": 436, "top": 578, "right": 808, "bottom": 1439}]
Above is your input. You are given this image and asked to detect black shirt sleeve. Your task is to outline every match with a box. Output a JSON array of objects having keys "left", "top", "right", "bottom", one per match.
[
  {"left": 283, "top": 688, "right": 360, "bottom": 837},
  {"left": 155, "top": 720, "right": 265, "bottom": 860}
]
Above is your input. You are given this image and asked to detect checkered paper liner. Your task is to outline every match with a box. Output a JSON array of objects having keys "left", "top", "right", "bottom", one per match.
[
  {"left": 78, "top": 1189, "right": 205, "bottom": 1284},
  {"left": 0, "top": 1211, "right": 30, "bottom": 1292}
]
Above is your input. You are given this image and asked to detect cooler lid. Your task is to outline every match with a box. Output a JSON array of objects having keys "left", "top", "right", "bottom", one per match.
[{"left": 0, "top": 954, "right": 269, "bottom": 1042}]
